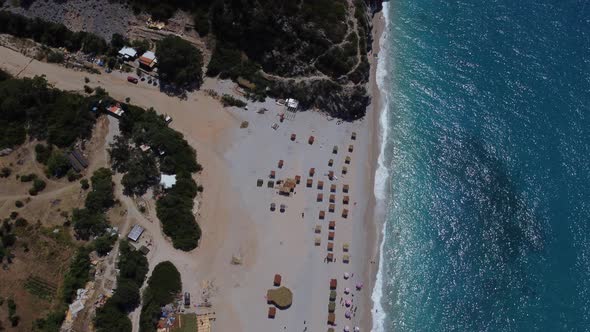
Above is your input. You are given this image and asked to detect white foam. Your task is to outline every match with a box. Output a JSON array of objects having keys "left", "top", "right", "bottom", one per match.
[{"left": 371, "top": 2, "right": 391, "bottom": 332}]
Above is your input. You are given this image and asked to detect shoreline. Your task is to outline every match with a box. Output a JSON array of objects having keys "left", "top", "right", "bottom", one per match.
[{"left": 364, "top": 7, "right": 388, "bottom": 332}]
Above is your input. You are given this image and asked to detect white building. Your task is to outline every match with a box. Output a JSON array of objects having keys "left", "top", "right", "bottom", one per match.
[
  {"left": 286, "top": 98, "right": 299, "bottom": 111},
  {"left": 118, "top": 47, "right": 137, "bottom": 60},
  {"left": 160, "top": 174, "right": 177, "bottom": 189}
]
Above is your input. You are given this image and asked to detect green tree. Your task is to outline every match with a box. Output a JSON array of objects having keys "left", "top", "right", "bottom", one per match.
[
  {"left": 85, "top": 168, "right": 114, "bottom": 212},
  {"left": 72, "top": 208, "right": 108, "bottom": 240},
  {"left": 46, "top": 150, "right": 70, "bottom": 177},
  {"left": 156, "top": 36, "right": 203, "bottom": 88}
]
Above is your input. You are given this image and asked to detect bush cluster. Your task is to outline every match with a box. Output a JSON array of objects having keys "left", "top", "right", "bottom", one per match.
[{"left": 139, "top": 261, "right": 181, "bottom": 332}]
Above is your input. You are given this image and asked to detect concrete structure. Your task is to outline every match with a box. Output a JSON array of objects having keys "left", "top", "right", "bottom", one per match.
[
  {"left": 127, "top": 224, "right": 144, "bottom": 242},
  {"left": 160, "top": 174, "right": 177, "bottom": 189},
  {"left": 118, "top": 47, "right": 137, "bottom": 60}
]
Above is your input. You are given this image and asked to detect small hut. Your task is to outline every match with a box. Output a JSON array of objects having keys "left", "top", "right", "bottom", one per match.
[
  {"left": 308, "top": 136, "right": 315, "bottom": 145},
  {"left": 268, "top": 307, "right": 276, "bottom": 319},
  {"left": 343, "top": 184, "right": 350, "bottom": 193},
  {"left": 332, "top": 146, "right": 338, "bottom": 154},
  {"left": 329, "top": 220, "right": 336, "bottom": 230},
  {"left": 315, "top": 225, "right": 322, "bottom": 234},
  {"left": 295, "top": 175, "right": 301, "bottom": 184},
  {"left": 309, "top": 168, "right": 315, "bottom": 177},
  {"left": 330, "top": 184, "right": 337, "bottom": 193},
  {"left": 342, "top": 209, "right": 349, "bottom": 218},
  {"left": 278, "top": 160, "right": 284, "bottom": 168},
  {"left": 343, "top": 243, "right": 349, "bottom": 252},
  {"left": 329, "top": 204, "right": 335, "bottom": 213},
  {"left": 343, "top": 196, "right": 350, "bottom": 205},
  {"left": 328, "top": 232, "right": 335, "bottom": 241},
  {"left": 257, "top": 179, "right": 263, "bottom": 187},
  {"left": 274, "top": 274, "right": 282, "bottom": 286},
  {"left": 307, "top": 179, "right": 313, "bottom": 188},
  {"left": 327, "top": 242, "right": 334, "bottom": 252},
  {"left": 330, "top": 279, "right": 337, "bottom": 290},
  {"left": 348, "top": 144, "right": 354, "bottom": 152},
  {"left": 329, "top": 194, "right": 336, "bottom": 203},
  {"left": 343, "top": 255, "right": 350, "bottom": 264},
  {"left": 317, "top": 180, "right": 324, "bottom": 190},
  {"left": 317, "top": 193, "right": 324, "bottom": 202},
  {"left": 270, "top": 170, "right": 276, "bottom": 179},
  {"left": 342, "top": 166, "right": 348, "bottom": 175},
  {"left": 328, "top": 159, "right": 334, "bottom": 167},
  {"left": 345, "top": 156, "right": 351, "bottom": 164},
  {"left": 291, "top": 133, "right": 296, "bottom": 141},
  {"left": 319, "top": 210, "right": 325, "bottom": 220},
  {"left": 351, "top": 132, "right": 357, "bottom": 140}
]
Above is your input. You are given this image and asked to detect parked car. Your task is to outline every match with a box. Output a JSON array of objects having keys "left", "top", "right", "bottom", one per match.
[
  {"left": 165, "top": 115, "right": 172, "bottom": 124},
  {"left": 127, "top": 76, "right": 138, "bottom": 84}
]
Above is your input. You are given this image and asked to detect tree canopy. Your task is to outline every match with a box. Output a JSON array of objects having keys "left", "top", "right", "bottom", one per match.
[{"left": 156, "top": 36, "right": 204, "bottom": 88}]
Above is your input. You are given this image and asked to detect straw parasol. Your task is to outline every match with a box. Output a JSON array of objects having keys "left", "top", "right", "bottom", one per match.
[
  {"left": 343, "top": 254, "right": 350, "bottom": 263},
  {"left": 274, "top": 274, "right": 282, "bottom": 286},
  {"left": 343, "top": 243, "right": 349, "bottom": 252},
  {"left": 330, "top": 279, "right": 337, "bottom": 289},
  {"left": 291, "top": 133, "right": 296, "bottom": 141},
  {"left": 308, "top": 136, "right": 315, "bottom": 144},
  {"left": 348, "top": 144, "right": 354, "bottom": 152},
  {"left": 331, "top": 184, "right": 337, "bottom": 193},
  {"left": 343, "top": 196, "right": 350, "bottom": 205},
  {"left": 329, "top": 220, "right": 336, "bottom": 230},
  {"left": 309, "top": 168, "right": 315, "bottom": 176},
  {"left": 329, "top": 204, "right": 335, "bottom": 213},
  {"left": 307, "top": 178, "right": 313, "bottom": 187},
  {"left": 342, "top": 209, "right": 348, "bottom": 218}
]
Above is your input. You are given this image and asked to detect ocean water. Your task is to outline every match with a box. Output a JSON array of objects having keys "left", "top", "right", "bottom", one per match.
[{"left": 372, "top": 1, "right": 590, "bottom": 331}]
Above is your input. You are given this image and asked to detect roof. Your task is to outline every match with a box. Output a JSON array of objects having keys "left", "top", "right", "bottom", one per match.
[
  {"left": 139, "top": 51, "right": 157, "bottom": 67},
  {"left": 127, "top": 224, "right": 144, "bottom": 242},
  {"left": 107, "top": 105, "right": 124, "bottom": 117},
  {"left": 286, "top": 98, "right": 299, "bottom": 109},
  {"left": 160, "top": 174, "right": 177, "bottom": 189},
  {"left": 118, "top": 47, "right": 137, "bottom": 58}
]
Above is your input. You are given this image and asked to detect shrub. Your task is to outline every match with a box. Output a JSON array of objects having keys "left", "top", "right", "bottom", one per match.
[
  {"left": 83, "top": 85, "right": 94, "bottom": 94},
  {"left": 15, "top": 200, "right": 23, "bottom": 208},
  {"left": 20, "top": 173, "right": 37, "bottom": 182},
  {"left": 10, "top": 211, "right": 18, "bottom": 219},
  {"left": 220, "top": 94, "right": 247, "bottom": 108},
  {"left": 46, "top": 150, "right": 71, "bottom": 178},
  {"left": 80, "top": 179, "right": 89, "bottom": 190},
  {"left": 139, "top": 262, "right": 181, "bottom": 331},
  {"left": 35, "top": 144, "right": 53, "bottom": 164},
  {"left": 47, "top": 51, "right": 65, "bottom": 63},
  {"left": 156, "top": 36, "right": 203, "bottom": 88},
  {"left": 32, "top": 179, "right": 47, "bottom": 192},
  {"left": 0, "top": 167, "right": 11, "bottom": 178},
  {"left": 93, "top": 234, "right": 116, "bottom": 257}
]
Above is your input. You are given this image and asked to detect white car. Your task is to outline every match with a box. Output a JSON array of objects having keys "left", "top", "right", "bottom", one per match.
[{"left": 165, "top": 115, "right": 172, "bottom": 124}]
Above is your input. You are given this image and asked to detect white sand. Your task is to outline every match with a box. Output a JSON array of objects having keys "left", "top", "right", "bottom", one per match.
[{"left": 0, "top": 41, "right": 383, "bottom": 332}]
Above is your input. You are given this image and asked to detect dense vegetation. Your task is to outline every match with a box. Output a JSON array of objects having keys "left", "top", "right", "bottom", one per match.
[
  {"left": 72, "top": 168, "right": 114, "bottom": 239},
  {"left": 0, "top": 11, "right": 107, "bottom": 54},
  {"left": 156, "top": 36, "right": 204, "bottom": 88},
  {"left": 0, "top": 75, "right": 97, "bottom": 149},
  {"left": 139, "top": 261, "right": 181, "bottom": 332},
  {"left": 110, "top": 105, "right": 202, "bottom": 250},
  {"left": 94, "top": 241, "right": 148, "bottom": 332}
]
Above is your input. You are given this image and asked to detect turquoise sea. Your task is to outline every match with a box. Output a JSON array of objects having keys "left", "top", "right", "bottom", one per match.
[{"left": 372, "top": 1, "right": 590, "bottom": 331}]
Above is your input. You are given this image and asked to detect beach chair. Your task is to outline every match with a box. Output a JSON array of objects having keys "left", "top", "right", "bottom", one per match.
[
  {"left": 328, "top": 159, "right": 334, "bottom": 167},
  {"left": 278, "top": 160, "right": 284, "bottom": 168},
  {"left": 329, "top": 221, "right": 336, "bottom": 230},
  {"left": 270, "top": 170, "right": 276, "bottom": 179},
  {"left": 328, "top": 232, "right": 335, "bottom": 241},
  {"left": 319, "top": 211, "right": 325, "bottom": 220},
  {"left": 330, "top": 184, "right": 337, "bottom": 193},
  {"left": 274, "top": 274, "right": 282, "bottom": 286},
  {"left": 342, "top": 209, "right": 349, "bottom": 218},
  {"left": 343, "top": 196, "right": 350, "bottom": 205},
  {"left": 328, "top": 170, "right": 334, "bottom": 180},
  {"left": 343, "top": 184, "right": 349, "bottom": 193},
  {"left": 318, "top": 180, "right": 324, "bottom": 190},
  {"left": 345, "top": 156, "right": 351, "bottom": 164},
  {"left": 332, "top": 146, "right": 338, "bottom": 154},
  {"left": 327, "top": 242, "right": 334, "bottom": 252},
  {"left": 351, "top": 132, "right": 357, "bottom": 140},
  {"left": 268, "top": 307, "right": 276, "bottom": 319}
]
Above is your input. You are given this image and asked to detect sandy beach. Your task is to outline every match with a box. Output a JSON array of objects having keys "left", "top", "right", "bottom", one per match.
[{"left": 0, "top": 11, "right": 386, "bottom": 330}]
